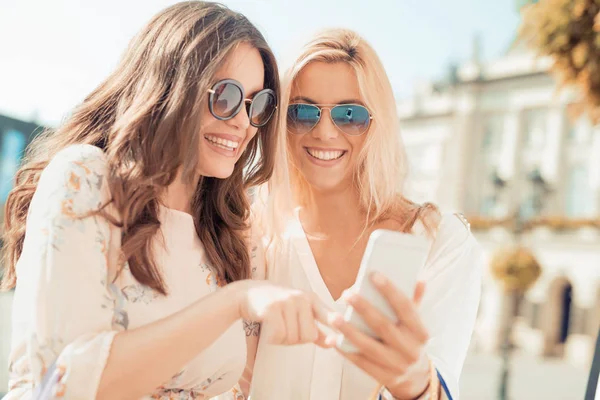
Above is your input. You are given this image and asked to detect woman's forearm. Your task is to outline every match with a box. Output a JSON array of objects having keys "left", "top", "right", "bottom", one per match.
[{"left": 97, "top": 281, "right": 246, "bottom": 400}]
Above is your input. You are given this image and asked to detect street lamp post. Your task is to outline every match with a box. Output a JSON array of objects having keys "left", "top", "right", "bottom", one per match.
[{"left": 490, "top": 168, "right": 550, "bottom": 400}]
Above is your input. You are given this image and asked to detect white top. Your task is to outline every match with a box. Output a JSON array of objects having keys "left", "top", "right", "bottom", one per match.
[
  {"left": 6, "top": 145, "right": 246, "bottom": 399},
  {"left": 251, "top": 213, "right": 482, "bottom": 400}
]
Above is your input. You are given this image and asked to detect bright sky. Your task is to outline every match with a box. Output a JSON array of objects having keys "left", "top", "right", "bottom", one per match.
[{"left": 0, "top": 0, "right": 520, "bottom": 126}]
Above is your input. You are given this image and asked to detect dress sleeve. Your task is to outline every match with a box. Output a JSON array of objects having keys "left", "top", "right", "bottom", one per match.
[
  {"left": 419, "top": 213, "right": 483, "bottom": 400},
  {"left": 6, "top": 145, "right": 120, "bottom": 399}
]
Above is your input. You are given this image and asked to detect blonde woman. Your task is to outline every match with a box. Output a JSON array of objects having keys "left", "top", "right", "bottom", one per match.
[
  {"left": 249, "top": 29, "right": 482, "bottom": 399},
  {"left": 1, "top": 3, "right": 329, "bottom": 399}
]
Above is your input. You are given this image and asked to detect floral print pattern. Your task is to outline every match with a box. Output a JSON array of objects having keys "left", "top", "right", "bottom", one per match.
[
  {"left": 150, "top": 372, "right": 227, "bottom": 399},
  {"left": 121, "top": 284, "right": 159, "bottom": 304},
  {"left": 5, "top": 145, "right": 246, "bottom": 399}
]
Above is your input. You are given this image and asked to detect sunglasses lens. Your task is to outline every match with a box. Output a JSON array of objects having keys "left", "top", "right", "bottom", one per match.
[
  {"left": 250, "top": 91, "right": 277, "bottom": 127},
  {"left": 287, "top": 104, "right": 320, "bottom": 134},
  {"left": 330, "top": 105, "right": 371, "bottom": 135},
  {"left": 211, "top": 81, "right": 243, "bottom": 119}
]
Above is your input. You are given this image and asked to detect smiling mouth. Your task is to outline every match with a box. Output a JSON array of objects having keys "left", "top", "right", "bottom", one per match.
[
  {"left": 305, "top": 147, "right": 347, "bottom": 161},
  {"left": 204, "top": 134, "right": 240, "bottom": 152}
]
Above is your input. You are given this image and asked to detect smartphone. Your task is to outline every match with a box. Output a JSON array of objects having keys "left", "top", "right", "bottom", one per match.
[{"left": 337, "top": 229, "right": 430, "bottom": 353}]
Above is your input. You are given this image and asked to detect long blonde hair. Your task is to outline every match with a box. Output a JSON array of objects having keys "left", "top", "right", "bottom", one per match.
[
  {"left": 257, "top": 28, "right": 437, "bottom": 243},
  {"left": 1, "top": 2, "right": 280, "bottom": 293}
]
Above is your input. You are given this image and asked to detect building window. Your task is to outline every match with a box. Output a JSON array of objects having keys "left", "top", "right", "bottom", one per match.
[
  {"left": 477, "top": 116, "right": 504, "bottom": 216},
  {"left": 0, "top": 129, "right": 26, "bottom": 203},
  {"left": 565, "top": 164, "right": 595, "bottom": 217},
  {"left": 481, "top": 115, "right": 504, "bottom": 153},
  {"left": 522, "top": 109, "right": 547, "bottom": 148}
]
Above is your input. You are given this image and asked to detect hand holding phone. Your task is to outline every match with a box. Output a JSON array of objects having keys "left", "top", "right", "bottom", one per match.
[{"left": 337, "top": 229, "right": 430, "bottom": 353}]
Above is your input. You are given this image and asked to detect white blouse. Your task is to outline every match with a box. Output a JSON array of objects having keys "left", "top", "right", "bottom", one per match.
[
  {"left": 250, "top": 213, "right": 482, "bottom": 400},
  {"left": 6, "top": 145, "right": 246, "bottom": 399}
]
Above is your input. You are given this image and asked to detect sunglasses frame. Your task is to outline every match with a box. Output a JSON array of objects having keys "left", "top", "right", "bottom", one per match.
[
  {"left": 287, "top": 103, "right": 374, "bottom": 136},
  {"left": 207, "top": 78, "right": 277, "bottom": 128}
]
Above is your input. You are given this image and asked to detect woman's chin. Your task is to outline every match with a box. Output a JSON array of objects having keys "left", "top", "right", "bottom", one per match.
[
  {"left": 197, "top": 164, "right": 235, "bottom": 180},
  {"left": 301, "top": 173, "right": 352, "bottom": 194}
]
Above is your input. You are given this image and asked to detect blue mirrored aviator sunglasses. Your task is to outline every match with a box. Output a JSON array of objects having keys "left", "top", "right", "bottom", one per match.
[
  {"left": 207, "top": 79, "right": 277, "bottom": 128},
  {"left": 287, "top": 103, "right": 373, "bottom": 136}
]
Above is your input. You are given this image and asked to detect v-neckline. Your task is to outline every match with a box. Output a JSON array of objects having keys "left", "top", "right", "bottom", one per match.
[
  {"left": 289, "top": 211, "right": 430, "bottom": 307},
  {"left": 290, "top": 217, "right": 357, "bottom": 306}
]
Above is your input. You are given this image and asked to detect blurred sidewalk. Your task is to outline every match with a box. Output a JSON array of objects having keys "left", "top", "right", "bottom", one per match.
[{"left": 460, "top": 350, "right": 588, "bottom": 399}]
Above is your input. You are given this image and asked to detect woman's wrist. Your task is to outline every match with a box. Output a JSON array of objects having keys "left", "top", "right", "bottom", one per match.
[
  {"left": 386, "top": 355, "right": 431, "bottom": 399},
  {"left": 380, "top": 380, "right": 431, "bottom": 400},
  {"left": 385, "top": 377, "right": 430, "bottom": 400},
  {"left": 227, "top": 279, "right": 252, "bottom": 321}
]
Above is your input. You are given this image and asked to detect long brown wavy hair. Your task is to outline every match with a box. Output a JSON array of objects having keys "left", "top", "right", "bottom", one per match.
[{"left": 1, "top": 1, "right": 280, "bottom": 294}]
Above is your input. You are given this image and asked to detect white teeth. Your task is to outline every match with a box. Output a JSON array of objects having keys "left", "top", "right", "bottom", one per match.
[
  {"left": 205, "top": 135, "right": 240, "bottom": 151},
  {"left": 306, "top": 148, "right": 345, "bottom": 161}
]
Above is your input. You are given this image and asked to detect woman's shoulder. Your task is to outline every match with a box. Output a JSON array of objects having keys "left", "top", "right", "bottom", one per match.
[
  {"left": 402, "top": 203, "right": 478, "bottom": 254},
  {"left": 424, "top": 211, "right": 482, "bottom": 272},
  {"left": 395, "top": 201, "right": 470, "bottom": 241},
  {"left": 436, "top": 212, "right": 472, "bottom": 241},
  {"left": 36, "top": 144, "right": 111, "bottom": 215},
  {"left": 384, "top": 200, "right": 441, "bottom": 235},
  {"left": 45, "top": 144, "right": 108, "bottom": 176}
]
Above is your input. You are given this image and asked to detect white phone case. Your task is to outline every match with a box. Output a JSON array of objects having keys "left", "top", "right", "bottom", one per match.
[{"left": 337, "top": 229, "right": 430, "bottom": 353}]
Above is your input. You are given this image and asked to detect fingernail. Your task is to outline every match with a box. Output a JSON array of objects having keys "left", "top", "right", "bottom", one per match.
[
  {"left": 329, "top": 313, "right": 343, "bottom": 328},
  {"left": 340, "top": 290, "right": 353, "bottom": 306},
  {"left": 371, "top": 271, "right": 386, "bottom": 287},
  {"left": 325, "top": 335, "right": 337, "bottom": 347},
  {"left": 345, "top": 293, "right": 357, "bottom": 305}
]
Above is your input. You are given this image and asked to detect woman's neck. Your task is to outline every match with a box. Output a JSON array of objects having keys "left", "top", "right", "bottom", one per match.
[
  {"left": 299, "top": 184, "right": 366, "bottom": 237},
  {"left": 162, "top": 170, "right": 196, "bottom": 215}
]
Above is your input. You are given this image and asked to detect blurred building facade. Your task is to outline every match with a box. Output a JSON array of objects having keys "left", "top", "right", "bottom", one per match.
[
  {"left": 0, "top": 115, "right": 42, "bottom": 209},
  {"left": 0, "top": 113, "right": 44, "bottom": 394},
  {"left": 400, "top": 41, "right": 600, "bottom": 367}
]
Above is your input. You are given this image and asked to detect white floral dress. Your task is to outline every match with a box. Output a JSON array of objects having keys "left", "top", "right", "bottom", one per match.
[{"left": 6, "top": 144, "right": 246, "bottom": 399}]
